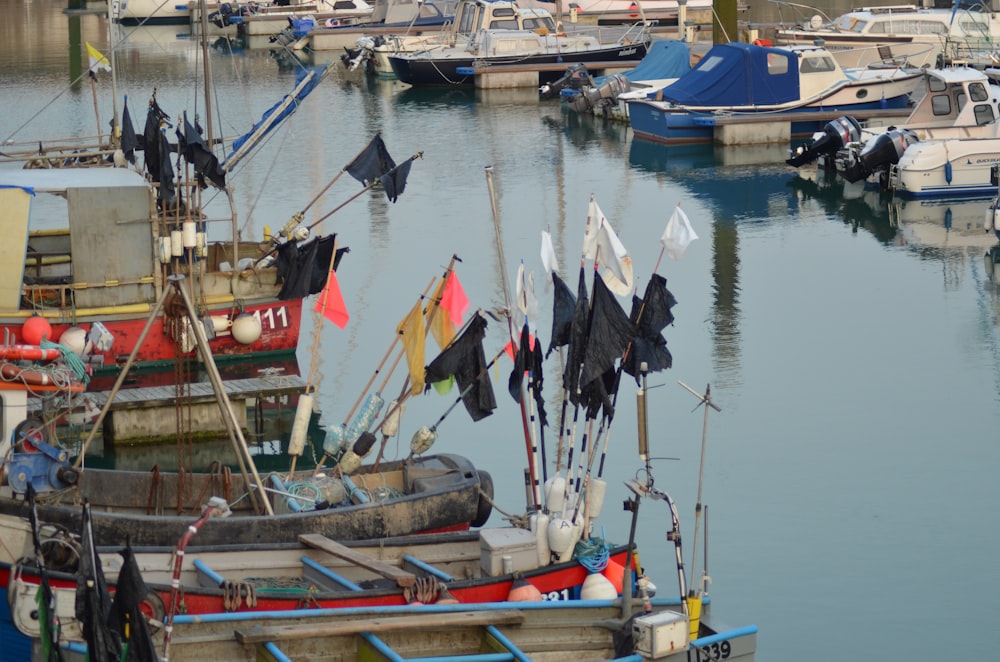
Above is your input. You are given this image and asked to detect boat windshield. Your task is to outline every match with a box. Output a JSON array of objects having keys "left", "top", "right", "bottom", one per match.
[
  {"left": 835, "top": 16, "right": 867, "bottom": 32},
  {"left": 867, "top": 18, "right": 948, "bottom": 34}
]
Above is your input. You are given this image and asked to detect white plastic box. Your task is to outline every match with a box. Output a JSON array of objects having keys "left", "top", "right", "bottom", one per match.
[
  {"left": 479, "top": 527, "right": 539, "bottom": 576},
  {"left": 633, "top": 610, "right": 689, "bottom": 659}
]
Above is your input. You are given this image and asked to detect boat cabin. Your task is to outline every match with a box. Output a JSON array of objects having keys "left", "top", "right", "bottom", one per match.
[{"left": 902, "top": 67, "right": 1000, "bottom": 128}]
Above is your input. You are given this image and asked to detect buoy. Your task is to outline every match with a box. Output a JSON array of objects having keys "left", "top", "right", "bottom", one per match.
[
  {"left": 547, "top": 517, "right": 575, "bottom": 554},
  {"left": 22, "top": 316, "right": 52, "bottom": 345},
  {"left": 287, "top": 393, "right": 314, "bottom": 457},
  {"left": 544, "top": 473, "right": 566, "bottom": 513},
  {"left": 158, "top": 236, "right": 172, "bottom": 264},
  {"left": 945, "top": 160, "right": 953, "bottom": 184},
  {"left": 170, "top": 230, "right": 184, "bottom": 257},
  {"left": 436, "top": 585, "right": 459, "bottom": 604},
  {"left": 629, "top": 2, "right": 638, "bottom": 17},
  {"left": 531, "top": 512, "right": 551, "bottom": 565},
  {"left": 381, "top": 399, "right": 403, "bottom": 436},
  {"left": 587, "top": 477, "right": 607, "bottom": 518},
  {"left": 182, "top": 221, "right": 197, "bottom": 248},
  {"left": 336, "top": 432, "right": 376, "bottom": 475},
  {"left": 59, "top": 326, "right": 88, "bottom": 357},
  {"left": 580, "top": 571, "right": 618, "bottom": 600},
  {"left": 409, "top": 426, "right": 437, "bottom": 455},
  {"left": 601, "top": 559, "right": 625, "bottom": 595},
  {"left": 231, "top": 312, "right": 262, "bottom": 344},
  {"left": 507, "top": 575, "right": 542, "bottom": 602},
  {"left": 686, "top": 594, "right": 702, "bottom": 640}
]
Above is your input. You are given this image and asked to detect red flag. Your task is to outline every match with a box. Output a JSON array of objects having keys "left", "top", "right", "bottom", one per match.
[
  {"left": 439, "top": 271, "right": 469, "bottom": 327},
  {"left": 315, "top": 270, "right": 349, "bottom": 329}
]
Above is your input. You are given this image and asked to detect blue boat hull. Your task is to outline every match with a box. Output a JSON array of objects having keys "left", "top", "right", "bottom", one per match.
[{"left": 628, "top": 96, "right": 913, "bottom": 145}]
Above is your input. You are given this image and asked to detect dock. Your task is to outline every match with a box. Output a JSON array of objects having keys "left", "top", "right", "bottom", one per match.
[
  {"left": 457, "top": 60, "right": 636, "bottom": 89},
  {"left": 38, "top": 374, "right": 308, "bottom": 445}
]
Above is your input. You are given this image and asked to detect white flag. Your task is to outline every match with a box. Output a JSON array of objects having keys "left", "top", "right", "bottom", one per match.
[
  {"left": 581, "top": 194, "right": 603, "bottom": 259},
  {"left": 661, "top": 205, "right": 698, "bottom": 260},
  {"left": 582, "top": 195, "right": 633, "bottom": 295},
  {"left": 540, "top": 230, "right": 559, "bottom": 278},
  {"left": 515, "top": 262, "right": 538, "bottom": 322}
]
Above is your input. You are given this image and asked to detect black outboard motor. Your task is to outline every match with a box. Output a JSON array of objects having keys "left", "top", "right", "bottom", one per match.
[
  {"left": 209, "top": 2, "right": 235, "bottom": 29},
  {"left": 786, "top": 116, "right": 863, "bottom": 168},
  {"left": 540, "top": 63, "right": 593, "bottom": 98},
  {"left": 841, "top": 128, "right": 919, "bottom": 184},
  {"left": 566, "top": 73, "right": 631, "bottom": 115}
]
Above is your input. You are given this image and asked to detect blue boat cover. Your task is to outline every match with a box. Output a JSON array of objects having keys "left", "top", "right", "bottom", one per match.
[
  {"left": 656, "top": 42, "right": 800, "bottom": 107},
  {"left": 621, "top": 39, "right": 691, "bottom": 83}
]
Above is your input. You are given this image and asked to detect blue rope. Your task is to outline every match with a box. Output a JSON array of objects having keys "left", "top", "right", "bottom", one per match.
[
  {"left": 40, "top": 338, "right": 90, "bottom": 385},
  {"left": 574, "top": 537, "right": 614, "bottom": 573}
]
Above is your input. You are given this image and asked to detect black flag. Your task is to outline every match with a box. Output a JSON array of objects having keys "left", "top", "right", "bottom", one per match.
[
  {"left": 178, "top": 113, "right": 226, "bottom": 189},
  {"left": 623, "top": 273, "right": 677, "bottom": 381},
  {"left": 345, "top": 134, "right": 396, "bottom": 186},
  {"left": 508, "top": 322, "right": 533, "bottom": 403},
  {"left": 425, "top": 313, "right": 497, "bottom": 422},
  {"left": 157, "top": 129, "right": 176, "bottom": 207},
  {"left": 120, "top": 98, "right": 138, "bottom": 165},
  {"left": 546, "top": 271, "right": 576, "bottom": 358},
  {"left": 108, "top": 544, "right": 158, "bottom": 662},
  {"left": 380, "top": 158, "right": 412, "bottom": 203},
  {"left": 579, "top": 274, "right": 636, "bottom": 390},
  {"left": 563, "top": 268, "right": 590, "bottom": 403}
]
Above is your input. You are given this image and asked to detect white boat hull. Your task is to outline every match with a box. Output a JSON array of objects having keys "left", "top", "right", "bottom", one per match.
[{"left": 891, "top": 137, "right": 1000, "bottom": 197}]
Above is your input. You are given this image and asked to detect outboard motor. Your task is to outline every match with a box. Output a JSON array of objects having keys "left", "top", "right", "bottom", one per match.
[
  {"left": 786, "top": 116, "right": 862, "bottom": 168},
  {"left": 540, "top": 63, "right": 593, "bottom": 98},
  {"left": 841, "top": 128, "right": 919, "bottom": 184},
  {"left": 566, "top": 73, "right": 631, "bottom": 115},
  {"left": 209, "top": 2, "right": 235, "bottom": 29}
]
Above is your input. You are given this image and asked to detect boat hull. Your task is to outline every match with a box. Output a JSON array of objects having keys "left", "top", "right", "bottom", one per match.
[
  {"left": 0, "top": 454, "right": 488, "bottom": 547},
  {"left": 890, "top": 138, "right": 1000, "bottom": 197},
  {"left": 628, "top": 93, "right": 914, "bottom": 145},
  {"left": 389, "top": 43, "right": 648, "bottom": 86}
]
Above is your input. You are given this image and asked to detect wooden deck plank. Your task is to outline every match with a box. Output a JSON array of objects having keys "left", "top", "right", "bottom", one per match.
[
  {"left": 299, "top": 533, "right": 417, "bottom": 588},
  {"left": 234, "top": 609, "right": 526, "bottom": 643}
]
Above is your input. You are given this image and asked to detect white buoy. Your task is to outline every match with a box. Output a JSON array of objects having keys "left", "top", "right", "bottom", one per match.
[
  {"left": 60, "top": 326, "right": 88, "bottom": 357},
  {"left": 182, "top": 221, "right": 197, "bottom": 248},
  {"left": 287, "top": 394, "right": 314, "bottom": 457},
  {"left": 170, "top": 230, "right": 183, "bottom": 257},
  {"left": 544, "top": 473, "right": 566, "bottom": 514},
  {"left": 531, "top": 512, "right": 551, "bottom": 566},
  {"left": 587, "top": 477, "right": 607, "bottom": 519},
  {"left": 381, "top": 400, "right": 403, "bottom": 437},
  {"left": 547, "top": 517, "right": 575, "bottom": 555},
  {"left": 580, "top": 572, "right": 618, "bottom": 600},
  {"left": 410, "top": 426, "right": 437, "bottom": 455},
  {"left": 231, "top": 313, "right": 262, "bottom": 344},
  {"left": 555, "top": 518, "right": 583, "bottom": 563},
  {"left": 158, "top": 236, "right": 172, "bottom": 264}
]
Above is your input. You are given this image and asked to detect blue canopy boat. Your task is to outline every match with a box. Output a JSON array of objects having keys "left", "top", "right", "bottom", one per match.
[{"left": 627, "top": 42, "right": 923, "bottom": 144}]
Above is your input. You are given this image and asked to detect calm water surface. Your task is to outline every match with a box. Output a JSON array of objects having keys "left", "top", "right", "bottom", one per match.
[{"left": 1, "top": 1, "right": 998, "bottom": 660}]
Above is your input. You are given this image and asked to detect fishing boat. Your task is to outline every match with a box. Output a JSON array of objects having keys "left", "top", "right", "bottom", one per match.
[
  {"left": 386, "top": 15, "right": 651, "bottom": 86},
  {"left": 626, "top": 41, "right": 923, "bottom": 145},
  {"left": 0, "top": 13, "right": 347, "bottom": 383},
  {"left": 771, "top": 0, "right": 1000, "bottom": 68},
  {"left": 788, "top": 66, "right": 1000, "bottom": 178},
  {"left": 550, "top": 38, "right": 692, "bottom": 121}
]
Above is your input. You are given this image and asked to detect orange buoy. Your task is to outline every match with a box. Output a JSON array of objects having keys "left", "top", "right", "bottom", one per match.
[
  {"left": 601, "top": 559, "right": 626, "bottom": 595},
  {"left": 507, "top": 575, "right": 543, "bottom": 602},
  {"left": 436, "top": 585, "right": 460, "bottom": 604},
  {"left": 22, "top": 315, "right": 52, "bottom": 345},
  {"left": 752, "top": 38, "right": 773, "bottom": 47},
  {"left": 629, "top": 2, "right": 638, "bottom": 17}
]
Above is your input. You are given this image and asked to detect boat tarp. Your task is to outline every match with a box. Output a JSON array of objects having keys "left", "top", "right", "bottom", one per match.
[
  {"left": 656, "top": 42, "right": 800, "bottom": 107},
  {"left": 620, "top": 39, "right": 690, "bottom": 83}
]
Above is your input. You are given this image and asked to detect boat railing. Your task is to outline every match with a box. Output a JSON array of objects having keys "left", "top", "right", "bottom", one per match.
[
  {"left": 831, "top": 39, "right": 937, "bottom": 69},
  {"left": 767, "top": 0, "right": 834, "bottom": 31}
]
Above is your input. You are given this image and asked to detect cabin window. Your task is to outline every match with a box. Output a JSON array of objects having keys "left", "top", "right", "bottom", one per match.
[
  {"left": 493, "top": 7, "right": 515, "bottom": 17},
  {"left": 974, "top": 104, "right": 994, "bottom": 125},
  {"left": 490, "top": 18, "right": 518, "bottom": 28},
  {"left": 835, "top": 16, "right": 866, "bottom": 32},
  {"left": 331, "top": 1, "right": 358, "bottom": 8},
  {"left": 930, "top": 94, "right": 951, "bottom": 116},
  {"left": 867, "top": 19, "right": 947, "bottom": 35},
  {"left": 799, "top": 56, "right": 836, "bottom": 73},
  {"left": 970, "top": 82, "right": 990, "bottom": 102},
  {"left": 459, "top": 9, "right": 477, "bottom": 33},
  {"left": 927, "top": 76, "right": 947, "bottom": 93},
  {"left": 767, "top": 53, "right": 789, "bottom": 75}
]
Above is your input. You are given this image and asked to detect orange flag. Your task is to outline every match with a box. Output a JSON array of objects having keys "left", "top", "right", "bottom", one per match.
[
  {"left": 427, "top": 278, "right": 456, "bottom": 349},
  {"left": 315, "top": 270, "right": 349, "bottom": 329},
  {"left": 439, "top": 270, "right": 470, "bottom": 327}
]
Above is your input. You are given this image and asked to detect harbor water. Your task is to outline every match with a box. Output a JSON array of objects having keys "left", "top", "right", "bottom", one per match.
[{"left": 1, "top": 1, "right": 998, "bottom": 660}]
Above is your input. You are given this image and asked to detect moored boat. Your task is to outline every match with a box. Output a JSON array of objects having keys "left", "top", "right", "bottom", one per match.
[{"left": 627, "top": 41, "right": 923, "bottom": 145}]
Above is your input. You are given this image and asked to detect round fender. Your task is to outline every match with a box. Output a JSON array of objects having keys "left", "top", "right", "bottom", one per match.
[{"left": 472, "top": 470, "right": 493, "bottom": 527}]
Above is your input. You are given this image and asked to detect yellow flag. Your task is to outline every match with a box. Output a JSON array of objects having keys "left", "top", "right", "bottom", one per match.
[
  {"left": 86, "top": 42, "right": 111, "bottom": 73},
  {"left": 396, "top": 300, "right": 425, "bottom": 396}
]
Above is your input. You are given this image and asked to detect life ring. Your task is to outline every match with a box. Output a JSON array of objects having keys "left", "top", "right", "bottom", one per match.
[
  {"left": 0, "top": 344, "right": 62, "bottom": 361},
  {"left": 471, "top": 470, "right": 493, "bottom": 528},
  {"left": 752, "top": 38, "right": 773, "bottom": 47},
  {"left": 0, "top": 361, "right": 84, "bottom": 392}
]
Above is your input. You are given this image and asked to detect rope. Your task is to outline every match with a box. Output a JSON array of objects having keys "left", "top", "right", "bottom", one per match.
[
  {"left": 40, "top": 338, "right": 90, "bottom": 384},
  {"left": 574, "top": 537, "right": 614, "bottom": 573}
]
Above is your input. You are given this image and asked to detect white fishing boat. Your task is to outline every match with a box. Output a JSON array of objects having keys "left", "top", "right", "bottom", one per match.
[{"left": 772, "top": 0, "right": 1000, "bottom": 68}]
